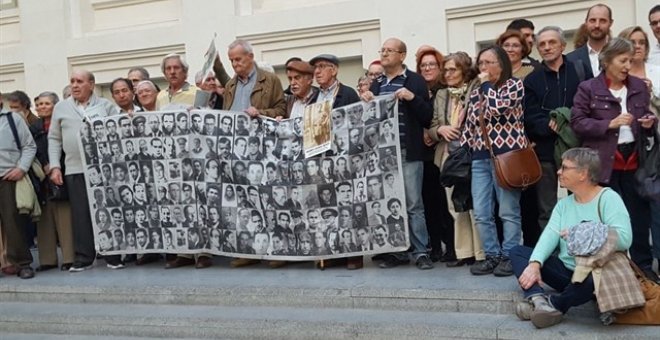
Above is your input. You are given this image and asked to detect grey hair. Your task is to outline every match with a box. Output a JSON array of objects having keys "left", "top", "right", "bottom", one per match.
[
  {"left": 561, "top": 148, "right": 601, "bottom": 184},
  {"left": 36, "top": 91, "right": 60, "bottom": 105},
  {"left": 537, "top": 26, "right": 566, "bottom": 45},
  {"left": 194, "top": 70, "right": 215, "bottom": 84},
  {"left": 599, "top": 38, "right": 634, "bottom": 70},
  {"left": 160, "top": 53, "right": 189, "bottom": 73},
  {"left": 135, "top": 80, "right": 157, "bottom": 92},
  {"left": 228, "top": 39, "right": 253, "bottom": 54}
]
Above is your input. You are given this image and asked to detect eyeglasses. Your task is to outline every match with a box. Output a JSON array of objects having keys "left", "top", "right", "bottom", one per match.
[
  {"left": 420, "top": 62, "right": 438, "bottom": 69},
  {"left": 502, "top": 43, "right": 522, "bottom": 50},
  {"left": 443, "top": 68, "right": 459, "bottom": 74},
  {"left": 477, "top": 60, "right": 498, "bottom": 67},
  {"left": 314, "top": 63, "right": 335, "bottom": 70},
  {"left": 367, "top": 72, "right": 382, "bottom": 78},
  {"left": 559, "top": 164, "right": 580, "bottom": 172},
  {"left": 378, "top": 48, "right": 403, "bottom": 55}
]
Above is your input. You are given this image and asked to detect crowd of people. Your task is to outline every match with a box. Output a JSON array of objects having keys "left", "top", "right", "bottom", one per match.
[{"left": 0, "top": 3, "right": 659, "bottom": 329}]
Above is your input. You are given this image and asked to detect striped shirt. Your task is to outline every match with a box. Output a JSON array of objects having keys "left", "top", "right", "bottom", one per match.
[{"left": 377, "top": 69, "right": 407, "bottom": 149}]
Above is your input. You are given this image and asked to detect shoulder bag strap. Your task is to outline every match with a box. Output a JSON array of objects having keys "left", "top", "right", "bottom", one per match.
[
  {"left": 477, "top": 96, "right": 495, "bottom": 159},
  {"left": 597, "top": 188, "right": 605, "bottom": 223},
  {"left": 5, "top": 112, "right": 22, "bottom": 150}
]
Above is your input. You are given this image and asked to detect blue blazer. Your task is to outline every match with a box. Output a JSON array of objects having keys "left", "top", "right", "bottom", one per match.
[{"left": 566, "top": 45, "right": 595, "bottom": 80}]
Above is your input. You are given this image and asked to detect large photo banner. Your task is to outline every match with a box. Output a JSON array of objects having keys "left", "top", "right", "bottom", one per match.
[{"left": 78, "top": 95, "right": 408, "bottom": 260}]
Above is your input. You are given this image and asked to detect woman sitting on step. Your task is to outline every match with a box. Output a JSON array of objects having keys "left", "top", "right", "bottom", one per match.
[{"left": 509, "top": 148, "right": 632, "bottom": 328}]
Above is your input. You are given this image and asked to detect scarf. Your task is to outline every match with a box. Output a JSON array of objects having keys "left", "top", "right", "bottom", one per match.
[{"left": 447, "top": 84, "right": 469, "bottom": 127}]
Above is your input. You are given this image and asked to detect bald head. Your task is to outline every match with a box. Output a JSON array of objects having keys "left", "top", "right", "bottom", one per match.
[
  {"left": 380, "top": 38, "right": 407, "bottom": 73},
  {"left": 70, "top": 70, "right": 95, "bottom": 103}
]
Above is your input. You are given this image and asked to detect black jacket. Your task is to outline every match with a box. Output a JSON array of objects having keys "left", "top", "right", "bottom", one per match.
[
  {"left": 523, "top": 56, "right": 580, "bottom": 162},
  {"left": 311, "top": 83, "right": 360, "bottom": 109},
  {"left": 369, "top": 69, "right": 433, "bottom": 161}
]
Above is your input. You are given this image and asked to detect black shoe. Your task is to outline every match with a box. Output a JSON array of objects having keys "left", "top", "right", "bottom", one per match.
[
  {"left": 35, "top": 264, "right": 58, "bottom": 272},
  {"left": 378, "top": 255, "right": 410, "bottom": 268},
  {"left": 470, "top": 256, "right": 500, "bottom": 275},
  {"left": 60, "top": 263, "right": 73, "bottom": 271},
  {"left": 493, "top": 257, "right": 513, "bottom": 277},
  {"left": 430, "top": 251, "right": 442, "bottom": 263},
  {"left": 17, "top": 267, "right": 35, "bottom": 279},
  {"left": 372, "top": 254, "right": 387, "bottom": 261},
  {"left": 446, "top": 257, "right": 476, "bottom": 267},
  {"left": 439, "top": 251, "right": 457, "bottom": 263},
  {"left": 416, "top": 255, "right": 434, "bottom": 270},
  {"left": 123, "top": 254, "right": 137, "bottom": 263}
]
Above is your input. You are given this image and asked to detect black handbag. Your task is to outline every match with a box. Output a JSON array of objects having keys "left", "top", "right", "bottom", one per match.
[
  {"left": 439, "top": 94, "right": 471, "bottom": 188},
  {"left": 440, "top": 143, "right": 471, "bottom": 188},
  {"left": 451, "top": 181, "right": 473, "bottom": 212},
  {"left": 634, "top": 129, "right": 660, "bottom": 201}
]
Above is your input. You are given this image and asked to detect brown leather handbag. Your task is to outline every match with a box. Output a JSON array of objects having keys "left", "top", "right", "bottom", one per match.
[
  {"left": 613, "top": 260, "right": 660, "bottom": 325},
  {"left": 478, "top": 110, "right": 541, "bottom": 191}
]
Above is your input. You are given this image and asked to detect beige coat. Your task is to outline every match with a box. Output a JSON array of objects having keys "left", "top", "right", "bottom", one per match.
[{"left": 428, "top": 78, "right": 479, "bottom": 169}]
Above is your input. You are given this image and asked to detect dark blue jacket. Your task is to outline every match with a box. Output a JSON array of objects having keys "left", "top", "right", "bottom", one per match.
[
  {"left": 566, "top": 45, "right": 595, "bottom": 80},
  {"left": 370, "top": 69, "right": 433, "bottom": 161},
  {"left": 523, "top": 56, "right": 581, "bottom": 162}
]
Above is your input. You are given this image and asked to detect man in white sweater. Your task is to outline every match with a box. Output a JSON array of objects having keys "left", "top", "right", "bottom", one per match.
[{"left": 48, "top": 70, "right": 121, "bottom": 272}]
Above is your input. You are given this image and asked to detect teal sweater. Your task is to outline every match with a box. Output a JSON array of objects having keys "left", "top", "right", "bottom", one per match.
[{"left": 529, "top": 188, "right": 632, "bottom": 270}]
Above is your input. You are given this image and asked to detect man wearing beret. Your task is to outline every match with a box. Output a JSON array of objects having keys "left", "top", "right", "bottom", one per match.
[
  {"left": 310, "top": 54, "right": 359, "bottom": 108},
  {"left": 284, "top": 60, "right": 318, "bottom": 119}
]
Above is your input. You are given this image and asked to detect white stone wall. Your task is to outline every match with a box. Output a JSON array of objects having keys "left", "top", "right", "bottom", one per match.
[{"left": 0, "top": 0, "right": 656, "bottom": 101}]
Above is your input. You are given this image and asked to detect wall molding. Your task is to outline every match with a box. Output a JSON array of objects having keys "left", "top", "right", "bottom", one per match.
[
  {"left": 69, "top": 44, "right": 185, "bottom": 67},
  {"left": 90, "top": 0, "right": 168, "bottom": 10},
  {"left": 240, "top": 19, "right": 380, "bottom": 45}
]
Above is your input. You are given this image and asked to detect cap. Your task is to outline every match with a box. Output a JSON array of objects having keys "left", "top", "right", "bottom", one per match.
[
  {"left": 286, "top": 60, "right": 314, "bottom": 75},
  {"left": 321, "top": 208, "right": 338, "bottom": 217},
  {"left": 132, "top": 116, "right": 146, "bottom": 125},
  {"left": 309, "top": 54, "right": 339, "bottom": 66}
]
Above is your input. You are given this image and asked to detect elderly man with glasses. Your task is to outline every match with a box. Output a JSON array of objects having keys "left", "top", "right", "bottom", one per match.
[{"left": 310, "top": 54, "right": 360, "bottom": 108}]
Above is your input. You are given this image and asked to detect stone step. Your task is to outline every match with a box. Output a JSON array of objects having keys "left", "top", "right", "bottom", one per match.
[
  {"left": 0, "top": 259, "right": 599, "bottom": 317},
  {"left": 0, "top": 302, "right": 654, "bottom": 340}
]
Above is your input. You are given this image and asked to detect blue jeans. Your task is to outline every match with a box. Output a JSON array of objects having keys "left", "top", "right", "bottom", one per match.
[
  {"left": 510, "top": 245, "right": 595, "bottom": 314},
  {"left": 400, "top": 159, "right": 429, "bottom": 260},
  {"left": 650, "top": 200, "right": 660, "bottom": 260},
  {"left": 471, "top": 158, "right": 521, "bottom": 258}
]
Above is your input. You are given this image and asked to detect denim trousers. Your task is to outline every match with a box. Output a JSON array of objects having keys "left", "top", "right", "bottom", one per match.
[
  {"left": 470, "top": 158, "right": 521, "bottom": 258},
  {"left": 393, "top": 158, "right": 429, "bottom": 260},
  {"left": 510, "top": 245, "right": 595, "bottom": 313}
]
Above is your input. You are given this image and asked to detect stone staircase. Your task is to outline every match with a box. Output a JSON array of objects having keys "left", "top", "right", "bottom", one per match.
[{"left": 0, "top": 258, "right": 656, "bottom": 339}]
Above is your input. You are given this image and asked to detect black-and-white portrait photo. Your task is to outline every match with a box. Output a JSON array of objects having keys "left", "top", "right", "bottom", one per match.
[{"left": 81, "top": 99, "right": 407, "bottom": 259}]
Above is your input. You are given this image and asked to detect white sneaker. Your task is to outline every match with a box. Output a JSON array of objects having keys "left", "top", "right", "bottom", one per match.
[
  {"left": 106, "top": 262, "right": 125, "bottom": 270},
  {"left": 69, "top": 262, "right": 94, "bottom": 272}
]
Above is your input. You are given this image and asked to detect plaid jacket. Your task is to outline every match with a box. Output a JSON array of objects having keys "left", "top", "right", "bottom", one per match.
[{"left": 573, "top": 230, "right": 644, "bottom": 313}]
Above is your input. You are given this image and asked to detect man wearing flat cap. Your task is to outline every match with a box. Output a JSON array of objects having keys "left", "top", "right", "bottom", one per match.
[
  {"left": 284, "top": 60, "right": 318, "bottom": 119},
  {"left": 310, "top": 54, "right": 359, "bottom": 108}
]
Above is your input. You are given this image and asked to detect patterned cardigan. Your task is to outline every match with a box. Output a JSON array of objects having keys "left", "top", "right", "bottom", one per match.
[{"left": 460, "top": 78, "right": 528, "bottom": 160}]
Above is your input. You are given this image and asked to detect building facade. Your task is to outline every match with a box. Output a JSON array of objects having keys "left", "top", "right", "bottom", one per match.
[{"left": 0, "top": 0, "right": 655, "bottom": 99}]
